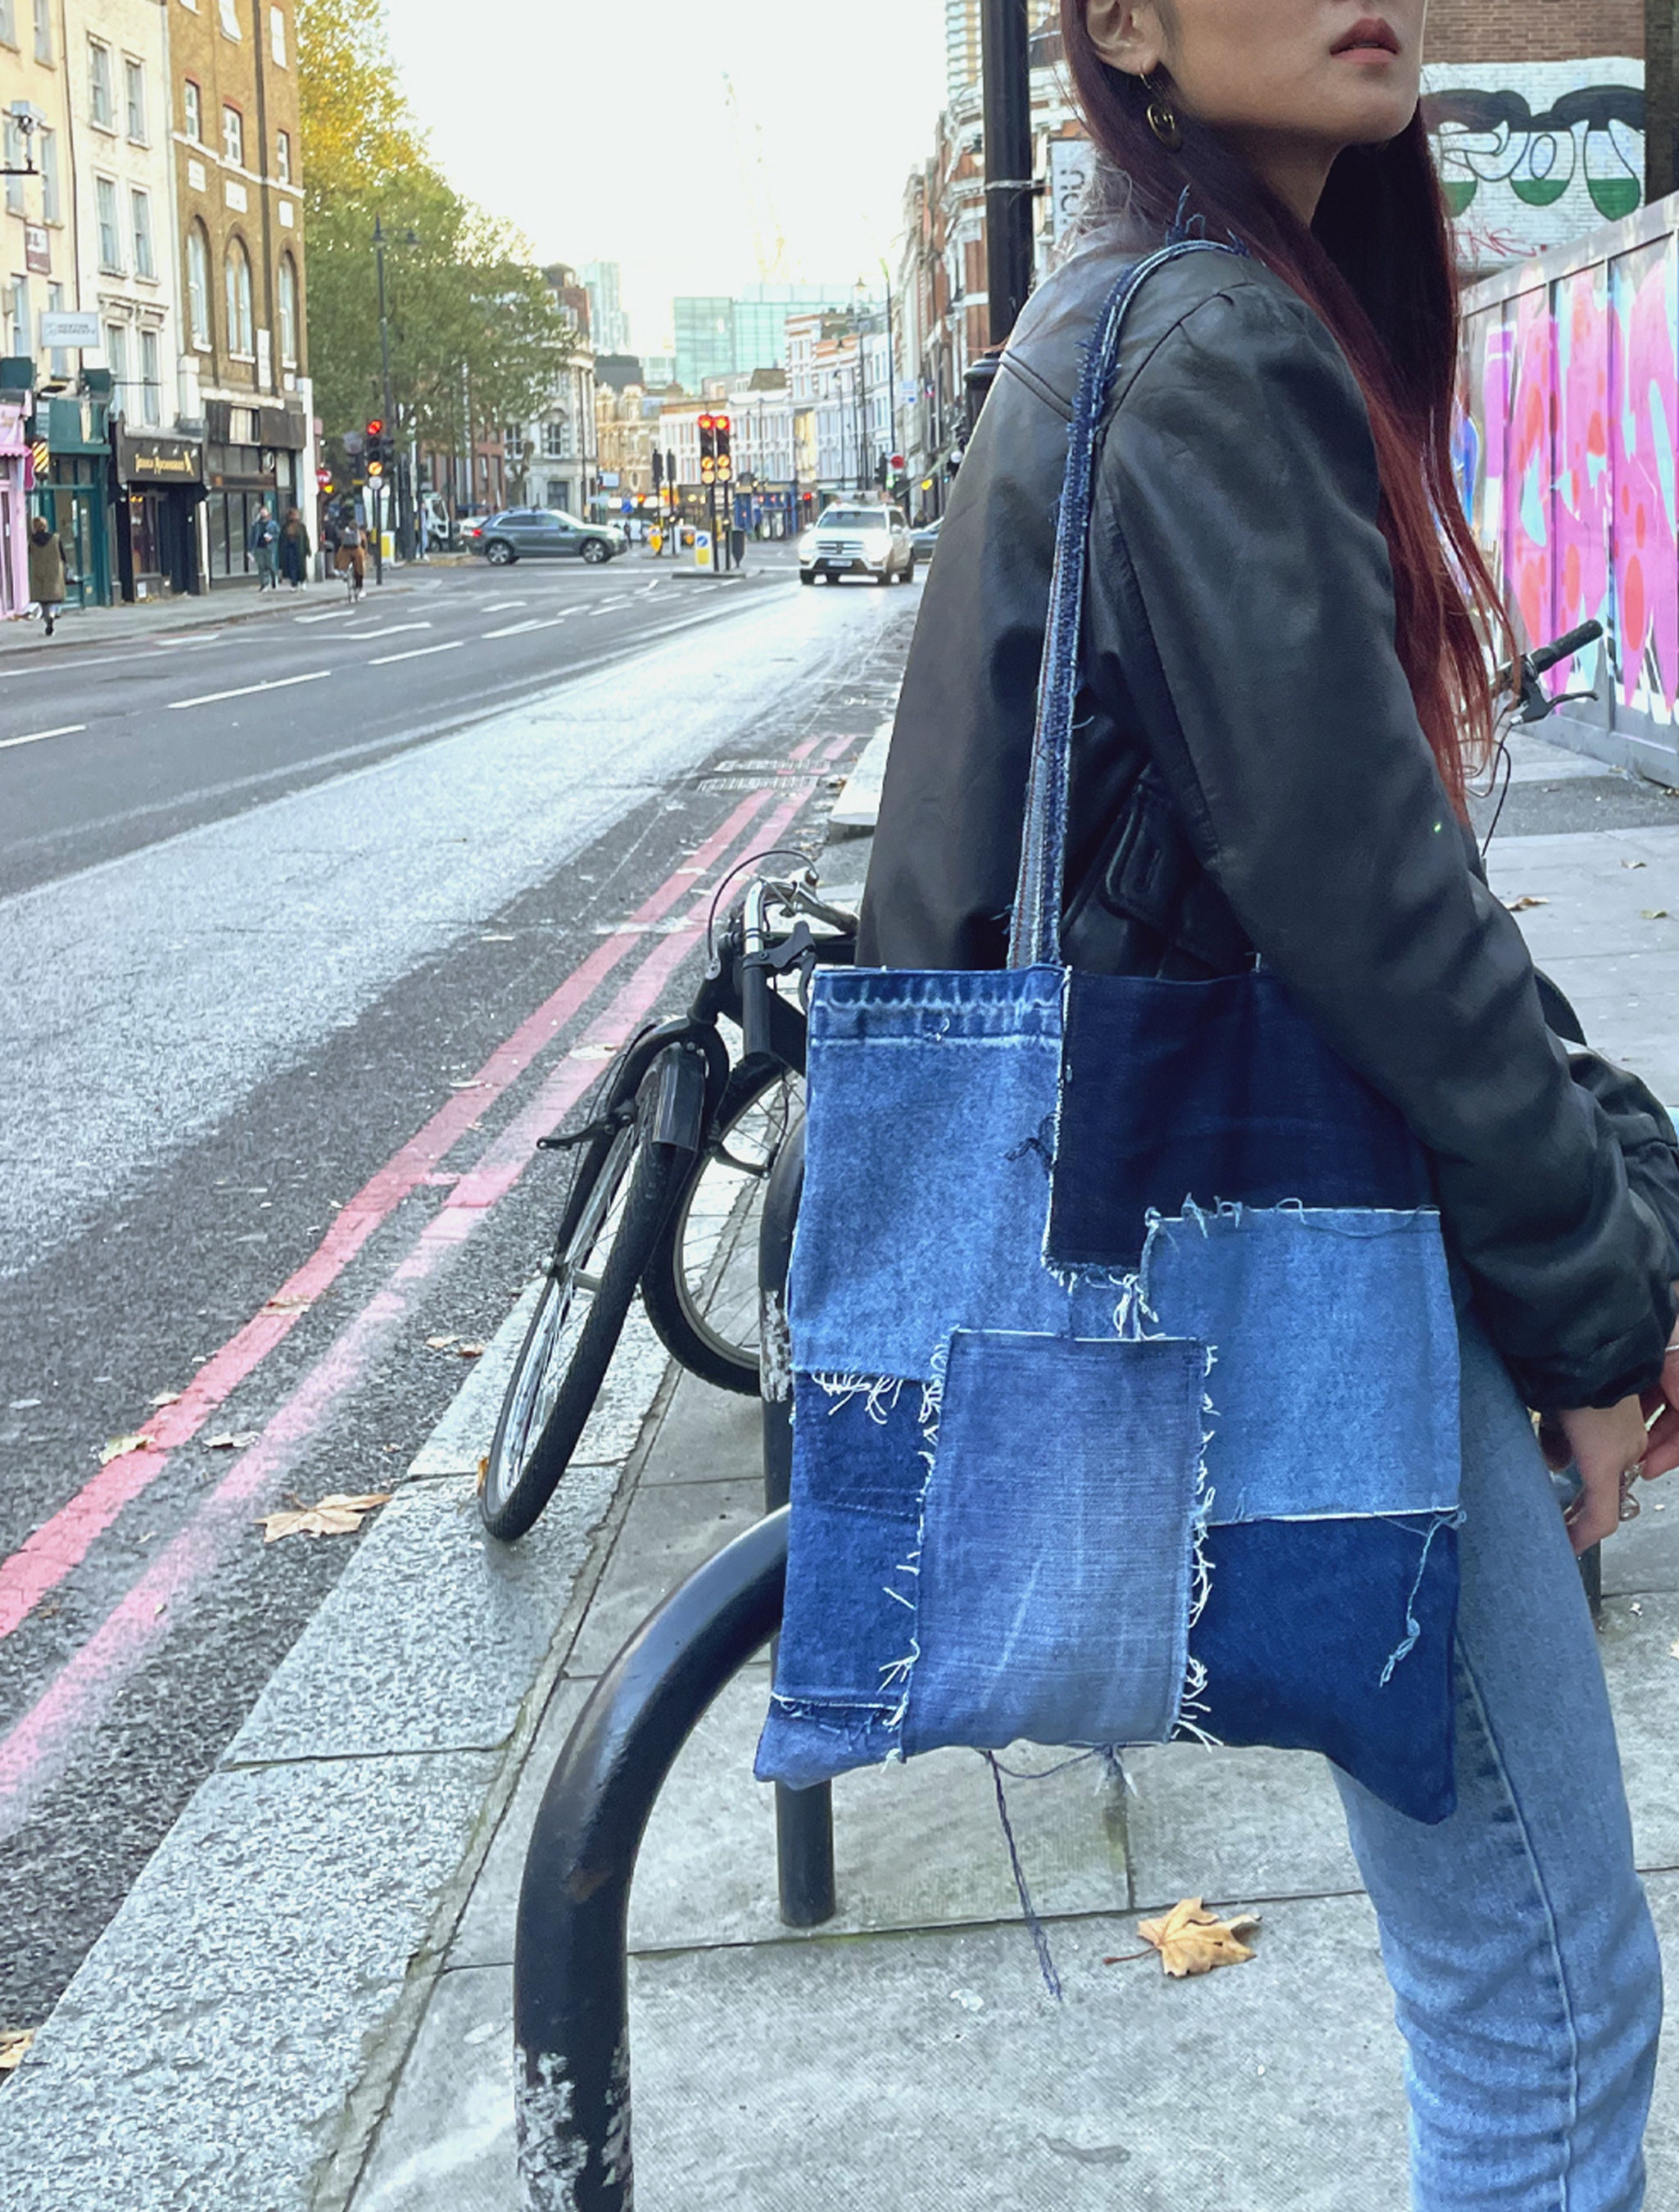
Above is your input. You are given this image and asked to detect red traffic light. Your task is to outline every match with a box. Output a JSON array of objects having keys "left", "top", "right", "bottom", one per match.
[
  {"left": 889, "top": 455, "right": 905, "bottom": 472},
  {"left": 366, "top": 419, "right": 384, "bottom": 437},
  {"left": 697, "top": 413, "right": 715, "bottom": 431}
]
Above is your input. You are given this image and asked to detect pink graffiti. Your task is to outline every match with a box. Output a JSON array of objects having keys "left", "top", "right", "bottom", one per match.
[{"left": 1613, "top": 246, "right": 1679, "bottom": 709}]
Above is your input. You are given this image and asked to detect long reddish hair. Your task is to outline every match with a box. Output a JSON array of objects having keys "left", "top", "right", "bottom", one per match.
[{"left": 1059, "top": 7, "right": 1512, "bottom": 803}]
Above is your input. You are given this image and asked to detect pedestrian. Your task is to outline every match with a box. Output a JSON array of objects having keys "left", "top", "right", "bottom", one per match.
[
  {"left": 857, "top": 3, "right": 1679, "bottom": 2205},
  {"left": 26, "top": 514, "right": 66, "bottom": 637},
  {"left": 278, "top": 505, "right": 310, "bottom": 588},
  {"left": 248, "top": 501, "right": 280, "bottom": 589}
]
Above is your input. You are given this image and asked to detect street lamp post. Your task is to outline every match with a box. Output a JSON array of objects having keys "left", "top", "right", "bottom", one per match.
[{"left": 373, "top": 216, "right": 418, "bottom": 563}]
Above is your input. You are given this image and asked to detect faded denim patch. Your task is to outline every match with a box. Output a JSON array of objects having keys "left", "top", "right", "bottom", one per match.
[
  {"left": 904, "top": 1330, "right": 1208, "bottom": 1756},
  {"left": 1048, "top": 969, "right": 1433, "bottom": 1270},
  {"left": 790, "top": 968, "right": 1072, "bottom": 1379},
  {"left": 1185, "top": 1513, "right": 1460, "bottom": 1824},
  {"left": 1141, "top": 1205, "right": 1462, "bottom": 1523}
]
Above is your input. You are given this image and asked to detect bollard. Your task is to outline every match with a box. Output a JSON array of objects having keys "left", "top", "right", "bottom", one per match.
[
  {"left": 757, "top": 1117, "right": 837, "bottom": 1929},
  {"left": 514, "top": 1509, "right": 790, "bottom": 2211}
]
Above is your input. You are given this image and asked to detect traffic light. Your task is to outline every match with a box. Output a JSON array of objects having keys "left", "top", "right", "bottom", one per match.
[
  {"left": 698, "top": 413, "right": 717, "bottom": 484},
  {"left": 714, "top": 414, "right": 732, "bottom": 483},
  {"left": 651, "top": 448, "right": 663, "bottom": 491}
]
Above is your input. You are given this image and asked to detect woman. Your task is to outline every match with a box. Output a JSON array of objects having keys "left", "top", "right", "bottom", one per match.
[
  {"left": 278, "top": 505, "right": 310, "bottom": 588},
  {"left": 862, "top": 3, "right": 1679, "bottom": 2202},
  {"left": 26, "top": 515, "right": 66, "bottom": 637}
]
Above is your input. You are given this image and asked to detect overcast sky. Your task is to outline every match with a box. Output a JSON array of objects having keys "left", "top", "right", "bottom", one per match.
[{"left": 382, "top": 0, "right": 951, "bottom": 351}]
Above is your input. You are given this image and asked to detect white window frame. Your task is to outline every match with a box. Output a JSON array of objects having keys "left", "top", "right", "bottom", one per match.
[
  {"left": 269, "top": 5, "right": 285, "bottom": 66},
  {"left": 38, "top": 125, "right": 58, "bottom": 223},
  {"left": 124, "top": 57, "right": 147, "bottom": 143},
  {"left": 182, "top": 79, "right": 201, "bottom": 144},
  {"left": 131, "top": 188, "right": 155, "bottom": 279},
  {"left": 45, "top": 280, "right": 67, "bottom": 375},
  {"left": 88, "top": 38, "right": 115, "bottom": 129},
  {"left": 218, "top": 0, "right": 241, "bottom": 38},
  {"left": 8, "top": 278, "right": 27, "bottom": 359},
  {"left": 221, "top": 102, "right": 242, "bottom": 167},
  {"left": 186, "top": 223, "right": 210, "bottom": 347},
  {"left": 105, "top": 320, "right": 129, "bottom": 403},
  {"left": 95, "top": 174, "right": 123, "bottom": 273},
  {"left": 2, "top": 120, "right": 22, "bottom": 216},
  {"left": 138, "top": 328, "right": 161, "bottom": 425},
  {"left": 224, "top": 236, "right": 253, "bottom": 356},
  {"left": 32, "top": 0, "right": 49, "bottom": 63},
  {"left": 274, "top": 127, "right": 290, "bottom": 184},
  {"left": 277, "top": 254, "right": 296, "bottom": 364}
]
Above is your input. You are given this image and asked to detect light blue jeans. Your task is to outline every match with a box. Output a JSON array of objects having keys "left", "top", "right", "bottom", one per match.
[{"left": 1334, "top": 1318, "right": 1662, "bottom": 2209}]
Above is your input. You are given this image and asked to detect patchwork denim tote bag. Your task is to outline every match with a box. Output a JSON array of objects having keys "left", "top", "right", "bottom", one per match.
[{"left": 756, "top": 239, "right": 1464, "bottom": 1826}]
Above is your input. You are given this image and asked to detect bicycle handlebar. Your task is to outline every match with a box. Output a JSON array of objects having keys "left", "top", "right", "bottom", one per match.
[
  {"left": 740, "top": 879, "right": 774, "bottom": 1059},
  {"left": 1528, "top": 619, "right": 1603, "bottom": 678}
]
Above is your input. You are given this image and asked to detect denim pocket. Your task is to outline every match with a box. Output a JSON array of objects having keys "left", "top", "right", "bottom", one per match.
[{"left": 903, "top": 1329, "right": 1208, "bottom": 1756}]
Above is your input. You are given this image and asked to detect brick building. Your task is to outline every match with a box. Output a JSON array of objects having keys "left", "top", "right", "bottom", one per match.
[
  {"left": 168, "top": 0, "right": 310, "bottom": 582},
  {"left": 1422, "top": 0, "right": 1645, "bottom": 269}
]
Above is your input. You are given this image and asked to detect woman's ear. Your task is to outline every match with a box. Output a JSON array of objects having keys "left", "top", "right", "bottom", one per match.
[{"left": 1085, "top": 0, "right": 1163, "bottom": 74}]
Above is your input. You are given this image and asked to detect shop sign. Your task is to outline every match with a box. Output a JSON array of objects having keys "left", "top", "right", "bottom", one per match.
[
  {"left": 41, "top": 310, "right": 99, "bottom": 350},
  {"left": 24, "top": 225, "right": 49, "bottom": 276},
  {"left": 117, "top": 431, "right": 203, "bottom": 484}
]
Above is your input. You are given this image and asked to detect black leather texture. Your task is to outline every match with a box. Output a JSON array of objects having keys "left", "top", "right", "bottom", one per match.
[{"left": 858, "top": 229, "right": 1678, "bottom": 1413}]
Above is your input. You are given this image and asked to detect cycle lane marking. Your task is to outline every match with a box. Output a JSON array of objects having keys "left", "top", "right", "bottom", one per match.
[
  {"left": 0, "top": 780, "right": 796, "bottom": 1648},
  {"left": 0, "top": 776, "right": 822, "bottom": 1838}
]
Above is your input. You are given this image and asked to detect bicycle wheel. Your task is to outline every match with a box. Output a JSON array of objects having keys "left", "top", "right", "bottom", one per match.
[
  {"left": 481, "top": 1083, "right": 688, "bottom": 1541},
  {"left": 642, "top": 1059, "right": 802, "bottom": 1396}
]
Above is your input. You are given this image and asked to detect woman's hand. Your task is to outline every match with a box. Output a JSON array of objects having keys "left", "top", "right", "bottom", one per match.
[{"left": 1555, "top": 1397, "right": 1652, "bottom": 1555}]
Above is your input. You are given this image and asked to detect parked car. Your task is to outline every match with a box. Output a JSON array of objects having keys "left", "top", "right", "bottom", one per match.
[
  {"left": 799, "top": 505, "right": 916, "bottom": 587},
  {"left": 472, "top": 509, "right": 627, "bottom": 566},
  {"left": 911, "top": 517, "right": 942, "bottom": 562}
]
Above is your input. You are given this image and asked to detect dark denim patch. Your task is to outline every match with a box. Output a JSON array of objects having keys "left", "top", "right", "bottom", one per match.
[
  {"left": 1048, "top": 970, "right": 1433, "bottom": 1269},
  {"left": 1185, "top": 1514, "right": 1460, "bottom": 1824}
]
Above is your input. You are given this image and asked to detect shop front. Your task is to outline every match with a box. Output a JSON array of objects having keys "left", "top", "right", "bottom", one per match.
[
  {"left": 33, "top": 389, "right": 115, "bottom": 609},
  {"left": 203, "top": 400, "right": 309, "bottom": 585},
  {"left": 113, "top": 429, "right": 206, "bottom": 600},
  {"left": 0, "top": 395, "right": 29, "bottom": 618}
]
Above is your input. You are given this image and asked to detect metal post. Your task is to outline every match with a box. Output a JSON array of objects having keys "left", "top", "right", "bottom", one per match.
[
  {"left": 514, "top": 1511, "right": 790, "bottom": 2212},
  {"left": 883, "top": 270, "right": 899, "bottom": 495},
  {"left": 1650, "top": 2, "right": 1679, "bottom": 205},
  {"left": 982, "top": 0, "right": 1034, "bottom": 349}
]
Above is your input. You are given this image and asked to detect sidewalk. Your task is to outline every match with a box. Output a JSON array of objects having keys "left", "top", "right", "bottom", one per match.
[
  {"left": 3, "top": 727, "right": 1678, "bottom": 2209},
  {"left": 0, "top": 566, "right": 438, "bottom": 658}
]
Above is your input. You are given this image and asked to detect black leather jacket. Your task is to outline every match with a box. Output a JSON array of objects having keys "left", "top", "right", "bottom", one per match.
[{"left": 859, "top": 229, "right": 1679, "bottom": 1414}]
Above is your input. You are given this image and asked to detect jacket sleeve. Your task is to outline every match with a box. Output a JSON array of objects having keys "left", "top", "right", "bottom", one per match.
[{"left": 1084, "top": 276, "right": 1676, "bottom": 1412}]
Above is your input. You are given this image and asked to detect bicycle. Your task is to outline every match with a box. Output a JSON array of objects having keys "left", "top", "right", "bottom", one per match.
[{"left": 480, "top": 868, "right": 856, "bottom": 1543}]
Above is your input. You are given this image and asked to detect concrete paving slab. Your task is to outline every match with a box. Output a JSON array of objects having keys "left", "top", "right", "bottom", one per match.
[
  {"left": 226, "top": 1466, "right": 620, "bottom": 1765},
  {"left": 1601, "top": 1498, "right": 1679, "bottom": 1597},
  {"left": 1599, "top": 1593, "right": 1679, "bottom": 1870},
  {"left": 453, "top": 1672, "right": 1129, "bottom": 1969},
  {"left": 1123, "top": 1743, "right": 1363, "bottom": 1912},
  {"left": 563, "top": 1476, "right": 766, "bottom": 1679},
  {"left": 639, "top": 1365, "right": 763, "bottom": 1484},
  {"left": 0, "top": 1750, "right": 500, "bottom": 2212},
  {"left": 572, "top": 1305, "right": 672, "bottom": 1465},
  {"left": 406, "top": 1278, "right": 541, "bottom": 1477},
  {"left": 364, "top": 1893, "right": 1414, "bottom": 2212}
]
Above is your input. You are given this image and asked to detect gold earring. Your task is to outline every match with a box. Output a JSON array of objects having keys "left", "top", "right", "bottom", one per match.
[{"left": 1145, "top": 74, "right": 1183, "bottom": 151}]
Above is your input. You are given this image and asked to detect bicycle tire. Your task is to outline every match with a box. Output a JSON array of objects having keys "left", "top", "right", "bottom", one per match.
[
  {"left": 480, "top": 1085, "right": 687, "bottom": 1542},
  {"left": 641, "top": 1058, "right": 802, "bottom": 1396}
]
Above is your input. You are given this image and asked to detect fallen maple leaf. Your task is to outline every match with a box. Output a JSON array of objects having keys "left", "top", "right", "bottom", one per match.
[
  {"left": 1135, "top": 1897, "right": 1261, "bottom": 1979},
  {"left": 258, "top": 1492, "right": 393, "bottom": 1543},
  {"left": 205, "top": 1431, "right": 260, "bottom": 1451},
  {"left": 0, "top": 2027, "right": 35, "bottom": 2072},
  {"left": 1503, "top": 895, "right": 1550, "bottom": 913},
  {"left": 99, "top": 1434, "right": 152, "bottom": 1466}
]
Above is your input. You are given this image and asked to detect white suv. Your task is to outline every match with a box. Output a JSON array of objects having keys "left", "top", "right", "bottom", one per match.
[{"left": 800, "top": 505, "right": 916, "bottom": 587}]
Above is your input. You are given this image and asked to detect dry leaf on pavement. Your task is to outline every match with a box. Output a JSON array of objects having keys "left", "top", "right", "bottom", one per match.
[
  {"left": 149, "top": 1391, "right": 181, "bottom": 1407},
  {"left": 0, "top": 2027, "right": 35, "bottom": 2072},
  {"left": 426, "top": 1334, "right": 459, "bottom": 1351},
  {"left": 1622, "top": 858, "right": 1648, "bottom": 869},
  {"left": 99, "top": 1433, "right": 152, "bottom": 1465},
  {"left": 476, "top": 1453, "right": 490, "bottom": 1495},
  {"left": 264, "top": 1294, "right": 314, "bottom": 1314},
  {"left": 1641, "top": 909, "right": 1671, "bottom": 921},
  {"left": 1134, "top": 1897, "right": 1261, "bottom": 1979},
  {"left": 458, "top": 1342, "right": 486, "bottom": 1359},
  {"left": 1503, "top": 895, "right": 1550, "bottom": 912},
  {"left": 258, "top": 1491, "right": 392, "bottom": 1543},
  {"left": 205, "top": 1431, "right": 260, "bottom": 1451}
]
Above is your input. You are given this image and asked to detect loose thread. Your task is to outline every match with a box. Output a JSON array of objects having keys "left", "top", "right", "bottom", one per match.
[{"left": 984, "top": 1751, "right": 1063, "bottom": 2002}]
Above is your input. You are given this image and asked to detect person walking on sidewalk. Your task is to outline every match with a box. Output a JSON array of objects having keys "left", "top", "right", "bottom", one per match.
[
  {"left": 248, "top": 502, "right": 280, "bottom": 589},
  {"left": 27, "top": 515, "right": 66, "bottom": 636},
  {"left": 278, "top": 505, "right": 310, "bottom": 589},
  {"left": 862, "top": 3, "right": 1679, "bottom": 2206}
]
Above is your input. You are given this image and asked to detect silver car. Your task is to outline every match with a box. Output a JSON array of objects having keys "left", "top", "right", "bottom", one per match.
[{"left": 800, "top": 505, "right": 916, "bottom": 586}]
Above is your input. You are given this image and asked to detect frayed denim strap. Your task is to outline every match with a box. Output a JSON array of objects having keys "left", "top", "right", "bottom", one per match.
[{"left": 1007, "top": 237, "right": 1242, "bottom": 972}]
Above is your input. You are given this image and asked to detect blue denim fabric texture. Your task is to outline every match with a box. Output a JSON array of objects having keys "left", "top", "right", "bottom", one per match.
[
  {"left": 1049, "top": 968, "right": 1435, "bottom": 1267},
  {"left": 904, "top": 1330, "right": 1206, "bottom": 1754},
  {"left": 1139, "top": 1203, "right": 1462, "bottom": 1521}
]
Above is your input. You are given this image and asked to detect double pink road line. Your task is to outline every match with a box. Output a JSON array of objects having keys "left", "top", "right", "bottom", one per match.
[{"left": 0, "top": 760, "right": 830, "bottom": 1834}]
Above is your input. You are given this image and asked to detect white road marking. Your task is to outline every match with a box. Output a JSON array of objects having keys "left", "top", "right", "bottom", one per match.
[
  {"left": 168, "top": 670, "right": 331, "bottom": 709},
  {"left": 588, "top": 599, "right": 628, "bottom": 614},
  {"left": 295, "top": 607, "right": 355, "bottom": 624},
  {"left": 0, "top": 722, "right": 88, "bottom": 751},
  {"left": 368, "top": 640, "right": 464, "bottom": 666},
  {"left": 341, "top": 620, "right": 432, "bottom": 641},
  {"left": 482, "top": 599, "right": 527, "bottom": 612},
  {"left": 482, "top": 614, "right": 572, "bottom": 639}
]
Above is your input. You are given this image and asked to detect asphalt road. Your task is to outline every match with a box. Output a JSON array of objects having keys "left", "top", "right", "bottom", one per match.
[{"left": 0, "top": 551, "right": 920, "bottom": 2026}]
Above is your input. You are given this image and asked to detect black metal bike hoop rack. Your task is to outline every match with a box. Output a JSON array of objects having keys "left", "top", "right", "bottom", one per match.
[{"left": 513, "top": 1119, "right": 832, "bottom": 2210}]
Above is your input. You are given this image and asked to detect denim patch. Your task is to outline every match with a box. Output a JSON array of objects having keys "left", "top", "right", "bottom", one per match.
[
  {"left": 1186, "top": 1513, "right": 1460, "bottom": 1824},
  {"left": 790, "top": 967, "right": 1073, "bottom": 1379},
  {"left": 1138, "top": 1205, "right": 1462, "bottom": 1522},
  {"left": 903, "top": 1329, "right": 1208, "bottom": 1756},
  {"left": 1048, "top": 970, "right": 1434, "bottom": 1269}
]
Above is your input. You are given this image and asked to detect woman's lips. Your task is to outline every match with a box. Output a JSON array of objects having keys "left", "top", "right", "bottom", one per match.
[{"left": 1331, "top": 16, "right": 1401, "bottom": 57}]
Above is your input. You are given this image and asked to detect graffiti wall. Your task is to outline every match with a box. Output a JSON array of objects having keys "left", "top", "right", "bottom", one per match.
[
  {"left": 1460, "top": 196, "right": 1679, "bottom": 787},
  {"left": 1423, "top": 57, "right": 1644, "bottom": 268}
]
